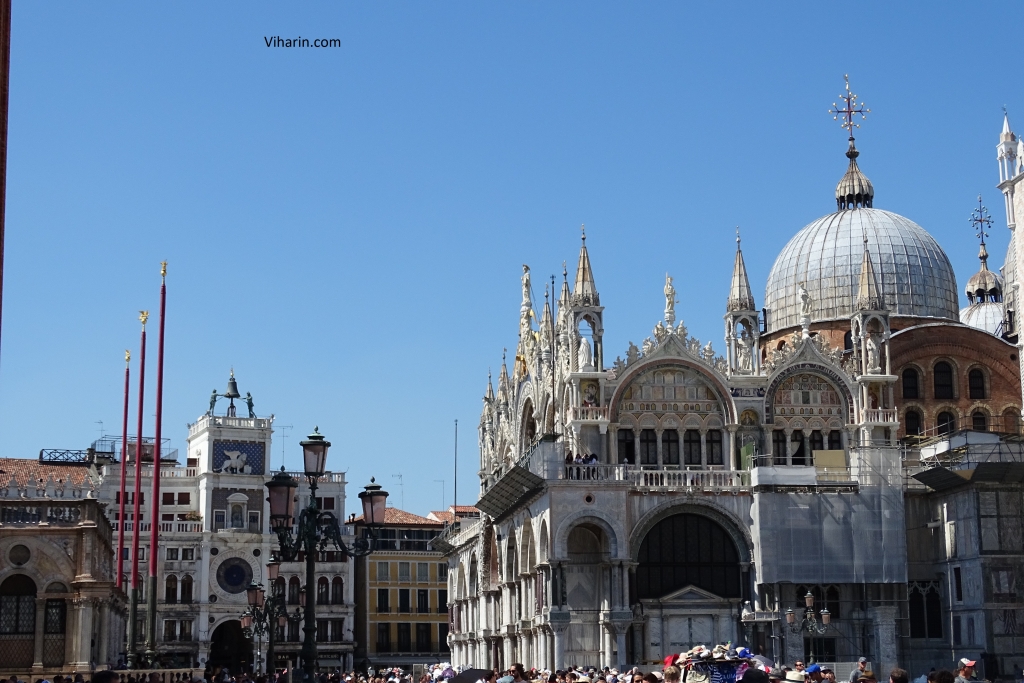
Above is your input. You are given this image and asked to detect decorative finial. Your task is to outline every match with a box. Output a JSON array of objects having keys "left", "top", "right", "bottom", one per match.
[
  {"left": 160, "top": 261, "right": 167, "bottom": 279},
  {"left": 125, "top": 349, "right": 131, "bottom": 363},
  {"left": 502, "top": 347, "right": 507, "bottom": 364},
  {"left": 230, "top": 367, "right": 235, "bottom": 378},
  {"left": 829, "top": 75, "right": 870, "bottom": 141},
  {"left": 581, "top": 224, "right": 586, "bottom": 242},
  {"left": 139, "top": 311, "right": 149, "bottom": 326},
  {"left": 971, "top": 194, "right": 992, "bottom": 247},
  {"left": 562, "top": 261, "right": 567, "bottom": 280},
  {"left": 736, "top": 226, "right": 741, "bottom": 246},
  {"left": 1004, "top": 104, "right": 1009, "bottom": 116}
]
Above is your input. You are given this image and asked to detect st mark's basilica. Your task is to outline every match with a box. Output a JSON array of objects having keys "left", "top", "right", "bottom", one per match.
[{"left": 436, "top": 85, "right": 1024, "bottom": 679}]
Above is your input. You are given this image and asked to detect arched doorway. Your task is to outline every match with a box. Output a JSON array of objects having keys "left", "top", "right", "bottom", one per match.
[
  {"left": 636, "top": 513, "right": 744, "bottom": 661},
  {"left": 0, "top": 574, "right": 38, "bottom": 669},
  {"left": 209, "top": 619, "right": 253, "bottom": 674},
  {"left": 563, "top": 523, "right": 610, "bottom": 667}
]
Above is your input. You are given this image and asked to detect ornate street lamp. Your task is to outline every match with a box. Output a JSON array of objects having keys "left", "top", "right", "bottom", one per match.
[
  {"left": 265, "top": 428, "right": 388, "bottom": 683},
  {"left": 786, "top": 589, "right": 831, "bottom": 656},
  {"left": 240, "top": 572, "right": 289, "bottom": 676}
]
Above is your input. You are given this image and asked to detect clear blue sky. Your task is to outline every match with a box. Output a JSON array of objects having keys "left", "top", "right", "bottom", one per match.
[{"left": 3, "top": 2, "right": 1020, "bottom": 516}]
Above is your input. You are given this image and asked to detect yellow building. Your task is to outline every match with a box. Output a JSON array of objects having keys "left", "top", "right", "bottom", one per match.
[{"left": 351, "top": 508, "right": 454, "bottom": 671}]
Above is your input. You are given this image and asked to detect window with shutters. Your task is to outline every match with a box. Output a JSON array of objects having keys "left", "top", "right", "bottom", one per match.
[
  {"left": 417, "top": 562, "right": 429, "bottom": 582},
  {"left": 397, "top": 623, "right": 411, "bottom": 652},
  {"left": 377, "top": 623, "right": 391, "bottom": 651}
]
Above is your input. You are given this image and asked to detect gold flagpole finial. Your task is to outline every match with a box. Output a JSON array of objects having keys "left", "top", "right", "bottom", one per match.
[
  {"left": 125, "top": 349, "right": 131, "bottom": 363},
  {"left": 139, "top": 311, "right": 149, "bottom": 326},
  {"left": 161, "top": 261, "right": 167, "bottom": 279}
]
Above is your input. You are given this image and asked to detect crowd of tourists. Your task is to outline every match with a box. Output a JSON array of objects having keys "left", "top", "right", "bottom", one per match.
[{"left": 2, "top": 655, "right": 986, "bottom": 683}]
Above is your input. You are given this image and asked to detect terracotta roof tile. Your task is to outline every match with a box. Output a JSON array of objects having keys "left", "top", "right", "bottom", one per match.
[
  {"left": 350, "top": 507, "right": 444, "bottom": 527},
  {"left": 0, "top": 458, "right": 93, "bottom": 490},
  {"left": 428, "top": 511, "right": 456, "bottom": 523}
]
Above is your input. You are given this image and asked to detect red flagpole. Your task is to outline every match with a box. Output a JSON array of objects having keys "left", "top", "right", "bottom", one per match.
[
  {"left": 127, "top": 311, "right": 148, "bottom": 667},
  {"left": 116, "top": 350, "right": 131, "bottom": 590},
  {"left": 145, "top": 263, "right": 167, "bottom": 656}
]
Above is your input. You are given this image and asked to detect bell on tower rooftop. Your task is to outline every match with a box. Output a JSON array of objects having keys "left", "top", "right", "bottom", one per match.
[{"left": 223, "top": 369, "right": 241, "bottom": 417}]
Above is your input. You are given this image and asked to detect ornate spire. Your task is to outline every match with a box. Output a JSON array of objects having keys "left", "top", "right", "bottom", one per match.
[
  {"left": 829, "top": 75, "right": 874, "bottom": 210},
  {"left": 572, "top": 224, "right": 599, "bottom": 306},
  {"left": 485, "top": 369, "right": 494, "bottom": 402},
  {"left": 966, "top": 195, "right": 1003, "bottom": 303},
  {"left": 541, "top": 285, "right": 554, "bottom": 335},
  {"left": 856, "top": 234, "right": 884, "bottom": 311},
  {"left": 727, "top": 227, "right": 756, "bottom": 312}
]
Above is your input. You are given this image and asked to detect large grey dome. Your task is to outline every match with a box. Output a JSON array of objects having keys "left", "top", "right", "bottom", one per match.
[{"left": 764, "top": 208, "right": 959, "bottom": 334}]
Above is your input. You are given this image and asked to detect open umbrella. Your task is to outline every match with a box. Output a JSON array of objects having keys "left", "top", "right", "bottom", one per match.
[
  {"left": 752, "top": 656, "right": 775, "bottom": 669},
  {"left": 451, "top": 670, "right": 493, "bottom": 683}
]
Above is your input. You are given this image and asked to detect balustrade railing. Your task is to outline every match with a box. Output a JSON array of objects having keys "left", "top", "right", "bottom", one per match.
[
  {"left": 631, "top": 467, "right": 750, "bottom": 489},
  {"left": 864, "top": 408, "right": 898, "bottom": 423},
  {"left": 560, "top": 464, "right": 628, "bottom": 481},
  {"left": 570, "top": 406, "right": 609, "bottom": 421}
]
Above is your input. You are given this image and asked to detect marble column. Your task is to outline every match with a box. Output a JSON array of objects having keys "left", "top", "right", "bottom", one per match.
[
  {"left": 32, "top": 597, "right": 46, "bottom": 670},
  {"left": 551, "top": 621, "right": 569, "bottom": 671},
  {"left": 97, "top": 600, "right": 111, "bottom": 667},
  {"left": 71, "top": 597, "right": 95, "bottom": 669}
]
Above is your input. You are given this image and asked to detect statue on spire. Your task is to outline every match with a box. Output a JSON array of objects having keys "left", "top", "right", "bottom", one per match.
[{"left": 664, "top": 274, "right": 677, "bottom": 327}]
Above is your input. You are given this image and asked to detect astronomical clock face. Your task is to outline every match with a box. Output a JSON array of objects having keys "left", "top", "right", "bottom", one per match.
[
  {"left": 213, "top": 440, "right": 265, "bottom": 475},
  {"left": 210, "top": 552, "right": 256, "bottom": 599},
  {"left": 772, "top": 374, "right": 843, "bottom": 418},
  {"left": 618, "top": 365, "right": 721, "bottom": 417}
]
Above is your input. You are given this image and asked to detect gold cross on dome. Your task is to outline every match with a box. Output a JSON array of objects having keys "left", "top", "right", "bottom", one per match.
[{"left": 829, "top": 75, "right": 870, "bottom": 136}]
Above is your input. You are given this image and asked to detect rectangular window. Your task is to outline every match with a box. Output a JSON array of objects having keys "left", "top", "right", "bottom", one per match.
[
  {"left": 316, "top": 619, "right": 328, "bottom": 643},
  {"left": 163, "top": 620, "right": 177, "bottom": 642},
  {"left": 953, "top": 616, "right": 962, "bottom": 645},
  {"left": 772, "top": 430, "right": 787, "bottom": 465},
  {"left": 166, "top": 547, "right": 179, "bottom": 560},
  {"left": 315, "top": 497, "right": 336, "bottom": 510},
  {"left": 416, "top": 623, "right": 431, "bottom": 652},
  {"left": 399, "top": 562, "right": 411, "bottom": 581},
  {"left": 162, "top": 492, "right": 175, "bottom": 506},
  {"left": 330, "top": 618, "right": 344, "bottom": 643},
  {"left": 617, "top": 430, "right": 635, "bottom": 464},
  {"left": 954, "top": 567, "right": 963, "bottom": 602},
  {"left": 417, "top": 562, "right": 429, "bottom": 582},
  {"left": 399, "top": 588, "right": 411, "bottom": 613},
  {"left": 248, "top": 511, "right": 260, "bottom": 533},
  {"left": 288, "top": 619, "right": 299, "bottom": 642},
  {"left": 179, "top": 620, "right": 193, "bottom": 641},
  {"left": 397, "top": 623, "right": 411, "bottom": 652},
  {"left": 967, "top": 617, "right": 975, "bottom": 645},
  {"left": 707, "top": 430, "right": 723, "bottom": 465},
  {"left": 438, "top": 589, "right": 448, "bottom": 613},
  {"left": 417, "top": 589, "right": 429, "bottom": 613},
  {"left": 162, "top": 513, "right": 174, "bottom": 522},
  {"left": 827, "top": 430, "right": 842, "bottom": 450},
  {"left": 377, "top": 562, "right": 390, "bottom": 581},
  {"left": 803, "top": 637, "right": 836, "bottom": 662},
  {"left": 661, "top": 430, "right": 680, "bottom": 465},
  {"left": 377, "top": 623, "right": 391, "bottom": 652},
  {"left": 993, "top": 569, "right": 1016, "bottom": 600},
  {"left": 177, "top": 492, "right": 190, "bottom": 505},
  {"left": 439, "top": 623, "right": 450, "bottom": 652},
  {"left": 438, "top": 563, "right": 448, "bottom": 581},
  {"left": 947, "top": 522, "right": 958, "bottom": 559},
  {"left": 181, "top": 548, "right": 194, "bottom": 561},
  {"left": 684, "top": 430, "right": 701, "bottom": 466},
  {"left": 377, "top": 588, "right": 390, "bottom": 613},
  {"left": 213, "top": 510, "right": 225, "bottom": 531},
  {"left": 639, "top": 429, "right": 658, "bottom": 465}
]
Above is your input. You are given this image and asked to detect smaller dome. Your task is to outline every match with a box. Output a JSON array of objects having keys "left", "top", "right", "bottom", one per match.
[
  {"left": 965, "top": 243, "right": 1004, "bottom": 305},
  {"left": 960, "top": 302, "right": 1004, "bottom": 335},
  {"left": 835, "top": 139, "right": 874, "bottom": 210}
]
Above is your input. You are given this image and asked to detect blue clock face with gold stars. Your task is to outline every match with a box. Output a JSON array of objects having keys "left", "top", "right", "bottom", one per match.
[{"left": 212, "top": 441, "right": 265, "bottom": 475}]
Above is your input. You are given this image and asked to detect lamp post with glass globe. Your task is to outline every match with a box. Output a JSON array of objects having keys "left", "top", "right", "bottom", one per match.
[{"left": 265, "top": 428, "right": 388, "bottom": 683}]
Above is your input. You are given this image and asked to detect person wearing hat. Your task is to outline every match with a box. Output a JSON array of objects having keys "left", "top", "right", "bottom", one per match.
[
  {"left": 857, "top": 673, "right": 877, "bottom": 683},
  {"left": 805, "top": 665, "right": 822, "bottom": 683},
  {"left": 785, "top": 672, "right": 806, "bottom": 683},
  {"left": 849, "top": 660, "right": 868, "bottom": 683},
  {"left": 955, "top": 660, "right": 975, "bottom": 683}
]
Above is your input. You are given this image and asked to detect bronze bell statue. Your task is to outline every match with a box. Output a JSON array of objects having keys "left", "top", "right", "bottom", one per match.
[{"left": 223, "top": 369, "right": 241, "bottom": 416}]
